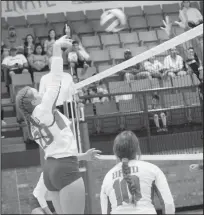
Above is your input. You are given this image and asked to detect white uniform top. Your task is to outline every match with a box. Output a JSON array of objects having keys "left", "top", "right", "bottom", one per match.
[
  {"left": 33, "top": 173, "right": 48, "bottom": 209},
  {"left": 39, "top": 71, "right": 74, "bottom": 106},
  {"left": 31, "top": 56, "right": 78, "bottom": 159},
  {"left": 100, "top": 160, "right": 175, "bottom": 214}
]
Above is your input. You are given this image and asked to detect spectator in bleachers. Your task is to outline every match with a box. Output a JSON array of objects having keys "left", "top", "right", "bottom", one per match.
[
  {"left": 88, "top": 87, "right": 101, "bottom": 103},
  {"left": 143, "top": 56, "right": 165, "bottom": 79},
  {"left": 68, "top": 40, "right": 91, "bottom": 77},
  {"left": 186, "top": 47, "right": 203, "bottom": 82},
  {"left": 163, "top": 47, "right": 187, "bottom": 78},
  {"left": 97, "top": 81, "right": 109, "bottom": 103},
  {"left": 121, "top": 50, "right": 151, "bottom": 81},
  {"left": 24, "top": 34, "right": 35, "bottom": 58},
  {"left": 2, "top": 47, "right": 29, "bottom": 90},
  {"left": 44, "top": 29, "right": 56, "bottom": 59},
  {"left": 149, "top": 94, "right": 168, "bottom": 133},
  {"left": 28, "top": 43, "right": 49, "bottom": 75},
  {"left": 176, "top": 1, "right": 203, "bottom": 29},
  {"left": 3, "top": 26, "right": 24, "bottom": 54}
]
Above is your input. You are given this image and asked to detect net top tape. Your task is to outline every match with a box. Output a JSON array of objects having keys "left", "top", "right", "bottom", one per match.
[{"left": 99, "top": 153, "right": 203, "bottom": 161}]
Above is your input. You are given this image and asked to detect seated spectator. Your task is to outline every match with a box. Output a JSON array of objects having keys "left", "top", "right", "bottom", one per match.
[
  {"left": 24, "top": 34, "right": 35, "bottom": 58},
  {"left": 164, "top": 47, "right": 187, "bottom": 77},
  {"left": 3, "top": 26, "right": 24, "bottom": 54},
  {"left": 186, "top": 47, "right": 203, "bottom": 82},
  {"left": 68, "top": 40, "right": 91, "bottom": 77},
  {"left": 88, "top": 87, "right": 101, "bottom": 103},
  {"left": 2, "top": 47, "right": 29, "bottom": 89},
  {"left": 96, "top": 81, "right": 109, "bottom": 103},
  {"left": 28, "top": 43, "right": 49, "bottom": 75},
  {"left": 44, "top": 29, "right": 56, "bottom": 59},
  {"left": 143, "top": 56, "right": 166, "bottom": 79},
  {"left": 149, "top": 94, "right": 168, "bottom": 132},
  {"left": 120, "top": 50, "right": 151, "bottom": 81},
  {"left": 176, "top": 1, "right": 203, "bottom": 29}
]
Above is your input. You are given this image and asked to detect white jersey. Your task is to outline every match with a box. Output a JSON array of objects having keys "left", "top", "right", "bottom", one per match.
[
  {"left": 31, "top": 56, "right": 78, "bottom": 159},
  {"left": 100, "top": 160, "right": 175, "bottom": 214}
]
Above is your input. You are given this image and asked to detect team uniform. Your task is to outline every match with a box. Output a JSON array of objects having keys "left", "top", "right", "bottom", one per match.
[
  {"left": 100, "top": 160, "right": 175, "bottom": 214},
  {"left": 31, "top": 56, "right": 80, "bottom": 191}
]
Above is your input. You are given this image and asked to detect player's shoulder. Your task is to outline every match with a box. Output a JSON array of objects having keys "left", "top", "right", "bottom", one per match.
[{"left": 136, "top": 160, "right": 161, "bottom": 171}]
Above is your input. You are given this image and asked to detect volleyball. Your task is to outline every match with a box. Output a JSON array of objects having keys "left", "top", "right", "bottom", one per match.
[{"left": 100, "top": 9, "right": 127, "bottom": 32}]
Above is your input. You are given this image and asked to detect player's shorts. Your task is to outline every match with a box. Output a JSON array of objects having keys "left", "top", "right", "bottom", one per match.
[{"left": 43, "top": 156, "right": 81, "bottom": 191}]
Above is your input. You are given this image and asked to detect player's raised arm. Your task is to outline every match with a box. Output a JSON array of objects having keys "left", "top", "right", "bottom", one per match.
[
  {"left": 154, "top": 167, "right": 175, "bottom": 214},
  {"left": 38, "top": 39, "right": 64, "bottom": 117}
]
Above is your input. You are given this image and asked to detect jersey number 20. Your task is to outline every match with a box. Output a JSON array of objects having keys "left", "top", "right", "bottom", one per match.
[{"left": 113, "top": 175, "right": 142, "bottom": 206}]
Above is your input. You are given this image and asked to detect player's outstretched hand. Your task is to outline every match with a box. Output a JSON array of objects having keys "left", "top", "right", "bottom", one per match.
[{"left": 84, "top": 148, "right": 102, "bottom": 161}]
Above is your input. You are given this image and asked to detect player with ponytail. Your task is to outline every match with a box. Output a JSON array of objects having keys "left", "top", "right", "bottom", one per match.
[
  {"left": 100, "top": 130, "right": 175, "bottom": 214},
  {"left": 16, "top": 37, "right": 101, "bottom": 214}
]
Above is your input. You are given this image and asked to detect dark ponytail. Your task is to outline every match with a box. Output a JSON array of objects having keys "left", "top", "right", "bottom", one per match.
[{"left": 121, "top": 158, "right": 138, "bottom": 205}]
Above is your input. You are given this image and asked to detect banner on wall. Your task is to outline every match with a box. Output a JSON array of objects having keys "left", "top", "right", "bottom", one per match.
[
  {"left": 1, "top": 1, "right": 109, "bottom": 17},
  {"left": 1, "top": 1, "right": 182, "bottom": 18}
]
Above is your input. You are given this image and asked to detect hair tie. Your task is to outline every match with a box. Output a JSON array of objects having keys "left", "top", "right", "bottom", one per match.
[{"left": 122, "top": 158, "right": 129, "bottom": 163}]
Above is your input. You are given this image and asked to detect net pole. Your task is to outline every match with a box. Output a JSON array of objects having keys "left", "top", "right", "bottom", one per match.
[
  {"left": 75, "top": 24, "right": 203, "bottom": 91},
  {"left": 70, "top": 67, "right": 82, "bottom": 153}
]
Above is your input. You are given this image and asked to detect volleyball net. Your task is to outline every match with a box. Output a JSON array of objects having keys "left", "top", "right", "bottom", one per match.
[{"left": 66, "top": 24, "right": 203, "bottom": 156}]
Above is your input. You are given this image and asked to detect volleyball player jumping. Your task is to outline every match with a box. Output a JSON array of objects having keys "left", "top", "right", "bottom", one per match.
[
  {"left": 16, "top": 38, "right": 101, "bottom": 214},
  {"left": 100, "top": 131, "right": 175, "bottom": 214}
]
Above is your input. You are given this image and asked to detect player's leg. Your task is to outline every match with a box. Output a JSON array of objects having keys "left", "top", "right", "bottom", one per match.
[
  {"left": 31, "top": 207, "right": 45, "bottom": 214},
  {"left": 49, "top": 191, "right": 63, "bottom": 214},
  {"left": 59, "top": 177, "right": 85, "bottom": 214}
]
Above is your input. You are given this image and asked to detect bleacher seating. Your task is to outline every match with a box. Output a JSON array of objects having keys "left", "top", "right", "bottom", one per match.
[
  {"left": 146, "top": 14, "right": 164, "bottom": 29},
  {"left": 101, "top": 34, "right": 120, "bottom": 49},
  {"left": 124, "top": 6, "right": 143, "bottom": 17},
  {"left": 7, "top": 16, "right": 27, "bottom": 27},
  {"left": 66, "top": 11, "right": 86, "bottom": 22},
  {"left": 47, "top": 12, "right": 66, "bottom": 24},
  {"left": 85, "top": 9, "right": 103, "bottom": 20},
  {"left": 27, "top": 14, "right": 47, "bottom": 25},
  {"left": 82, "top": 35, "right": 101, "bottom": 49},
  {"left": 119, "top": 31, "right": 139, "bottom": 47},
  {"left": 143, "top": 5, "right": 162, "bottom": 15},
  {"left": 162, "top": 3, "right": 180, "bottom": 14},
  {"left": 1, "top": 1, "right": 203, "bottom": 150},
  {"left": 89, "top": 49, "right": 110, "bottom": 65}
]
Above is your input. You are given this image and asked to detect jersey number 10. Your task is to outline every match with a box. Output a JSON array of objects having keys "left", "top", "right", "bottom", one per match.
[{"left": 113, "top": 175, "right": 142, "bottom": 206}]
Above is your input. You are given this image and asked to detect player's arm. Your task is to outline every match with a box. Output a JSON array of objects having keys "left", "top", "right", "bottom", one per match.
[
  {"left": 154, "top": 167, "right": 175, "bottom": 214},
  {"left": 38, "top": 40, "right": 64, "bottom": 123},
  {"left": 100, "top": 177, "right": 109, "bottom": 214}
]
